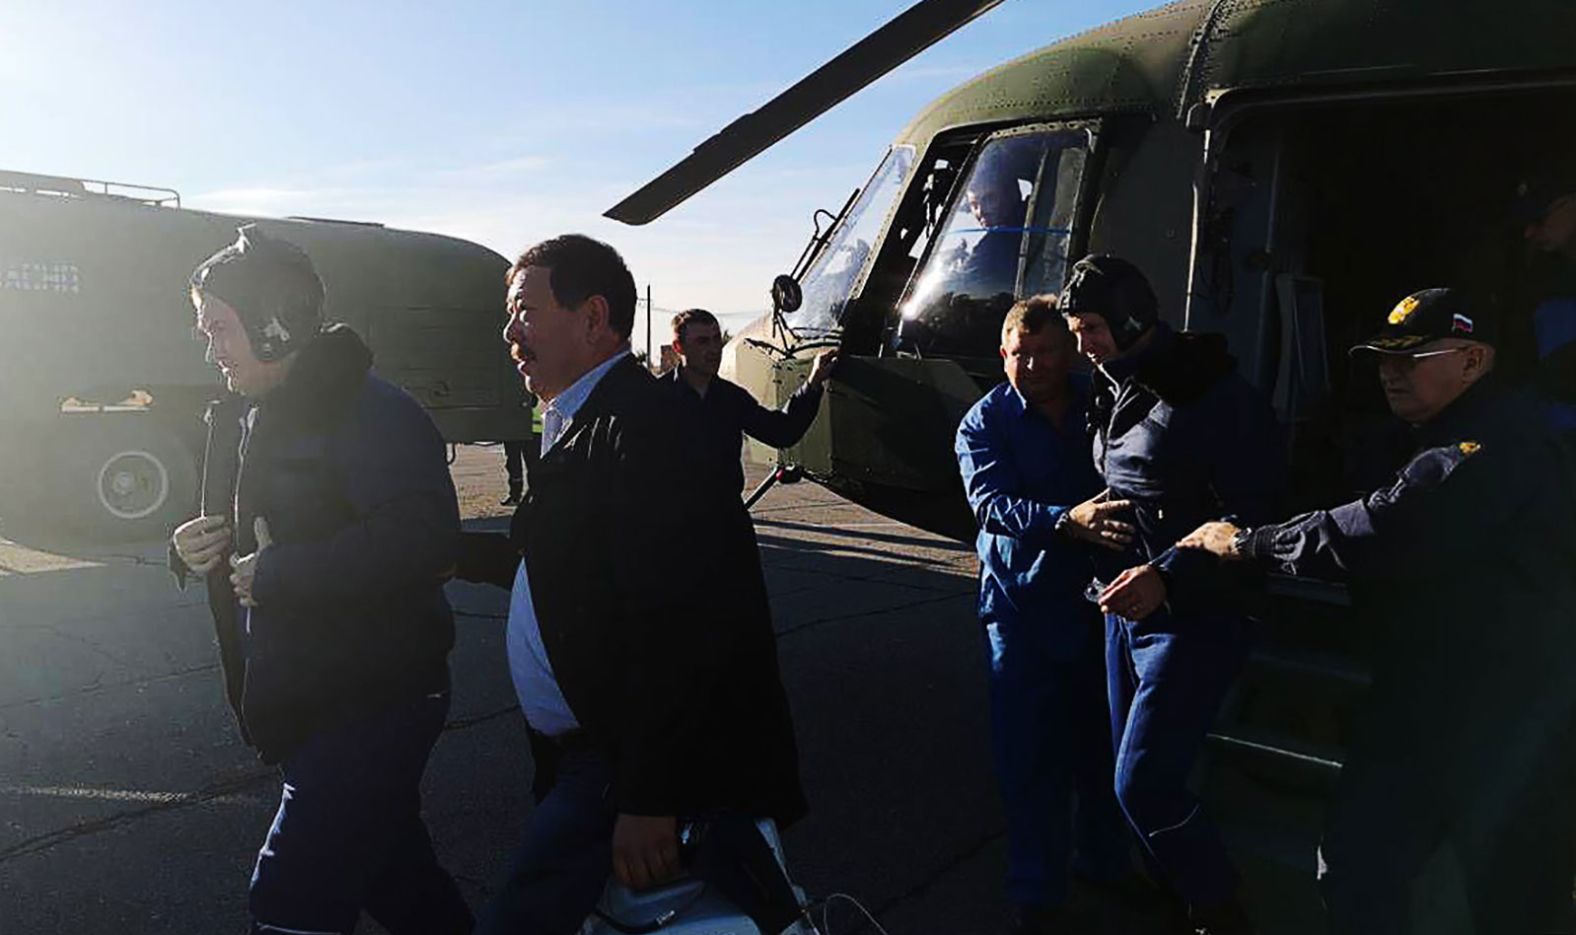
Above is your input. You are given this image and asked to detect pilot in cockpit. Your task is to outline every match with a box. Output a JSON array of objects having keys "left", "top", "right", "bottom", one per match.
[{"left": 944, "top": 158, "right": 1029, "bottom": 300}]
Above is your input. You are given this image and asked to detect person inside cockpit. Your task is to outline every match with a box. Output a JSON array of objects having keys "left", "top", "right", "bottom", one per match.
[{"left": 946, "top": 160, "right": 1029, "bottom": 300}]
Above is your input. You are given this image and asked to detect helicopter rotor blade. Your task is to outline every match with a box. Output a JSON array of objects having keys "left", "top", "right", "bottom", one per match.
[{"left": 604, "top": 0, "right": 1007, "bottom": 226}]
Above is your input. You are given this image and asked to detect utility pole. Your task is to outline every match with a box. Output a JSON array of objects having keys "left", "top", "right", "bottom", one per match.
[{"left": 645, "top": 284, "right": 653, "bottom": 372}]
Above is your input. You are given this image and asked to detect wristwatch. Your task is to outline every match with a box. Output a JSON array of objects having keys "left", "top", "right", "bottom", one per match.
[{"left": 1228, "top": 526, "right": 1254, "bottom": 558}]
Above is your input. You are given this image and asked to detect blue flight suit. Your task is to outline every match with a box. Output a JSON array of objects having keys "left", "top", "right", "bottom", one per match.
[
  {"left": 1533, "top": 295, "right": 1576, "bottom": 434},
  {"left": 1088, "top": 323, "right": 1288, "bottom": 909},
  {"left": 1234, "top": 381, "right": 1576, "bottom": 934},
  {"left": 955, "top": 376, "right": 1129, "bottom": 910}
]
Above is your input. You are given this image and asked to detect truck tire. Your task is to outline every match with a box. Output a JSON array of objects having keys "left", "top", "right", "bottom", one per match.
[{"left": 64, "top": 418, "right": 199, "bottom": 541}]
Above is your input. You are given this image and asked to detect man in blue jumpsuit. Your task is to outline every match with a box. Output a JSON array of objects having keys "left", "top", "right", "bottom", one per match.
[
  {"left": 1179, "top": 287, "right": 1576, "bottom": 934},
  {"left": 954, "top": 295, "right": 1136, "bottom": 934},
  {"left": 1515, "top": 176, "right": 1576, "bottom": 435},
  {"left": 1060, "top": 255, "right": 1287, "bottom": 934}
]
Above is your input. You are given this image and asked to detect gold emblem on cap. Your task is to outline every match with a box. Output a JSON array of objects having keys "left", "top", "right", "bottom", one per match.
[
  {"left": 1458, "top": 441, "right": 1481, "bottom": 456},
  {"left": 1388, "top": 295, "right": 1421, "bottom": 325}
]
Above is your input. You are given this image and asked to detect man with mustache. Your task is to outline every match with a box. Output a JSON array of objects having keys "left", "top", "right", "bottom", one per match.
[
  {"left": 456, "top": 234, "right": 804, "bottom": 935},
  {"left": 1178, "top": 287, "right": 1576, "bottom": 934}
]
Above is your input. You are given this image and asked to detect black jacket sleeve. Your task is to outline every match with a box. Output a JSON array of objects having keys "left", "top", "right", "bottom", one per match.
[
  {"left": 734, "top": 380, "right": 824, "bottom": 449},
  {"left": 1238, "top": 441, "right": 1513, "bottom": 579}
]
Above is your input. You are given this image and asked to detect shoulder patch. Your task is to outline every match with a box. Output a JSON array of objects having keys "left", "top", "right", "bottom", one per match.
[{"left": 1398, "top": 440, "right": 1483, "bottom": 490}]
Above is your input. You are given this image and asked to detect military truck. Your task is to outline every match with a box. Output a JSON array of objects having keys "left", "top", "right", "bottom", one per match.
[{"left": 0, "top": 170, "right": 527, "bottom": 538}]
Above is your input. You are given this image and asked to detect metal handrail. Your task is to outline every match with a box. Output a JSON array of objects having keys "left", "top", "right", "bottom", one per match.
[{"left": 0, "top": 169, "right": 180, "bottom": 207}]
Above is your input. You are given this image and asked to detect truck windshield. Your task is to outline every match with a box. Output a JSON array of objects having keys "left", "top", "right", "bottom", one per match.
[
  {"left": 896, "top": 129, "right": 1090, "bottom": 358},
  {"left": 785, "top": 146, "right": 915, "bottom": 337}
]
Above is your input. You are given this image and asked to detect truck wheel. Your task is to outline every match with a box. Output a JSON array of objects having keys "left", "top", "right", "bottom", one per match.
[{"left": 67, "top": 419, "right": 198, "bottom": 540}]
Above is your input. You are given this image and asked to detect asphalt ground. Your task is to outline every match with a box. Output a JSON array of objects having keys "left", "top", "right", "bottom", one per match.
[{"left": 0, "top": 445, "right": 1187, "bottom": 935}]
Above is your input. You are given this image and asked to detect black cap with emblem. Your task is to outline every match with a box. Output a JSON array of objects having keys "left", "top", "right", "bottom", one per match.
[{"left": 1351, "top": 288, "right": 1495, "bottom": 355}]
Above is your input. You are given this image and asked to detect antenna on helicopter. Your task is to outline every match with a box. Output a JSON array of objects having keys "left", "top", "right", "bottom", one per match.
[{"left": 604, "top": 0, "right": 1007, "bottom": 225}]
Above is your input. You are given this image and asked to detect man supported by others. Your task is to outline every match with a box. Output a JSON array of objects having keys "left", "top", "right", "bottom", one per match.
[
  {"left": 455, "top": 235, "right": 805, "bottom": 935},
  {"left": 170, "top": 225, "right": 471, "bottom": 935},
  {"left": 1178, "top": 288, "right": 1576, "bottom": 934},
  {"left": 1061, "top": 255, "right": 1288, "bottom": 934},
  {"left": 954, "top": 295, "right": 1139, "bottom": 935},
  {"left": 667, "top": 307, "right": 836, "bottom": 493}
]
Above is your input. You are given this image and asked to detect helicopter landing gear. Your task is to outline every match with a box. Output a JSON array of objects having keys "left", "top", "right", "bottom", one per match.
[{"left": 744, "top": 463, "right": 803, "bottom": 511}]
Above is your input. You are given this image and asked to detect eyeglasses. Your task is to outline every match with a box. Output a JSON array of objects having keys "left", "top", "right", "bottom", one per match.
[{"left": 1378, "top": 346, "right": 1470, "bottom": 370}]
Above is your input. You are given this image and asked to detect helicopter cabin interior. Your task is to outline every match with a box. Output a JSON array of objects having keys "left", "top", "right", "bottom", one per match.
[{"left": 1194, "top": 81, "right": 1576, "bottom": 512}]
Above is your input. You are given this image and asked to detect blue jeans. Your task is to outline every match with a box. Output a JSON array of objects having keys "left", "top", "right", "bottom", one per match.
[
  {"left": 249, "top": 692, "right": 472, "bottom": 935},
  {"left": 1106, "top": 609, "right": 1248, "bottom": 908},
  {"left": 475, "top": 746, "right": 616, "bottom": 935},
  {"left": 985, "top": 609, "right": 1130, "bottom": 908}
]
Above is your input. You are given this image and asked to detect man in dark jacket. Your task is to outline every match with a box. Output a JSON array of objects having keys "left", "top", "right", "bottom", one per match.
[
  {"left": 666, "top": 307, "right": 835, "bottom": 493},
  {"left": 1060, "top": 255, "right": 1287, "bottom": 934},
  {"left": 1179, "top": 288, "right": 1576, "bottom": 934},
  {"left": 456, "top": 235, "right": 804, "bottom": 935},
  {"left": 170, "top": 225, "right": 470, "bottom": 934}
]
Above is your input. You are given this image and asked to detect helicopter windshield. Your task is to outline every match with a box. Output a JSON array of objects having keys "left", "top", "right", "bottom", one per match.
[
  {"left": 786, "top": 146, "right": 915, "bottom": 337},
  {"left": 896, "top": 129, "right": 1090, "bottom": 358}
]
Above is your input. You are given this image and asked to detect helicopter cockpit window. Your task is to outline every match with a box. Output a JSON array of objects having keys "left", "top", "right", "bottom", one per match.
[
  {"left": 896, "top": 129, "right": 1090, "bottom": 358},
  {"left": 788, "top": 146, "right": 915, "bottom": 336}
]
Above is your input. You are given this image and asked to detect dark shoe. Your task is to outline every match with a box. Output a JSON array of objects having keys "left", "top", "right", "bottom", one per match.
[
  {"left": 1190, "top": 896, "right": 1255, "bottom": 935},
  {"left": 500, "top": 491, "right": 522, "bottom": 506}
]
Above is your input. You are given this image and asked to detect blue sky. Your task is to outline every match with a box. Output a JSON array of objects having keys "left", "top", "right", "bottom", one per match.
[{"left": 1, "top": 0, "right": 1154, "bottom": 348}]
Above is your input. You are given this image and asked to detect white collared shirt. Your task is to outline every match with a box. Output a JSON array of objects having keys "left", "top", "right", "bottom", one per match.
[{"left": 507, "top": 350, "right": 630, "bottom": 737}]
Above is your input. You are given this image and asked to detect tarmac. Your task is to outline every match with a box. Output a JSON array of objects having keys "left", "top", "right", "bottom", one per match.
[{"left": 0, "top": 445, "right": 1050, "bottom": 934}]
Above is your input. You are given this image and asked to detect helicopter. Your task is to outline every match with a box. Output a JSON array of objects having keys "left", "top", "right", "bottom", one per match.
[{"left": 608, "top": 0, "right": 1576, "bottom": 925}]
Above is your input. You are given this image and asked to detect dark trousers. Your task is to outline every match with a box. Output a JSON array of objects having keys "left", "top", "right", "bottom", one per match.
[
  {"left": 1319, "top": 707, "right": 1576, "bottom": 933},
  {"left": 475, "top": 747, "right": 615, "bottom": 935},
  {"left": 503, "top": 438, "right": 541, "bottom": 496},
  {"left": 503, "top": 441, "right": 528, "bottom": 496},
  {"left": 1106, "top": 610, "right": 1248, "bottom": 909},
  {"left": 984, "top": 612, "right": 1129, "bottom": 908},
  {"left": 249, "top": 692, "right": 472, "bottom": 935}
]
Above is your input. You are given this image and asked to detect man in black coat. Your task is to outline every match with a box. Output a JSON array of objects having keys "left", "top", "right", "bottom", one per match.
[
  {"left": 170, "top": 225, "right": 470, "bottom": 934},
  {"left": 665, "top": 307, "right": 836, "bottom": 493},
  {"left": 457, "top": 235, "right": 805, "bottom": 935},
  {"left": 1179, "top": 288, "right": 1576, "bottom": 934}
]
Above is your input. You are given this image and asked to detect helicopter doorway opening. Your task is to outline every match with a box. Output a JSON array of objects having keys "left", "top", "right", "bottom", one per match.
[
  {"left": 1184, "top": 83, "right": 1576, "bottom": 905},
  {"left": 1200, "top": 83, "right": 1576, "bottom": 510}
]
